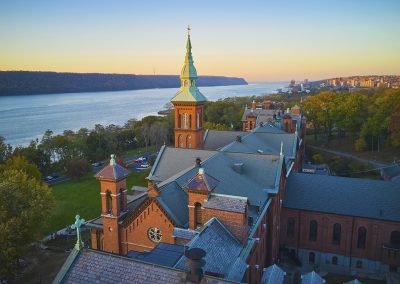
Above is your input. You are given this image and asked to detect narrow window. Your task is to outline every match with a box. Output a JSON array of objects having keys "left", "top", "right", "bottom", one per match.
[
  {"left": 357, "top": 227, "right": 367, "bottom": 249},
  {"left": 194, "top": 202, "right": 202, "bottom": 227},
  {"left": 356, "top": 260, "right": 363, "bottom": 268},
  {"left": 183, "top": 113, "right": 188, "bottom": 129},
  {"left": 390, "top": 231, "right": 400, "bottom": 245},
  {"left": 287, "top": 217, "right": 295, "bottom": 238},
  {"left": 309, "top": 220, "right": 317, "bottom": 242},
  {"left": 197, "top": 112, "right": 200, "bottom": 129},
  {"left": 106, "top": 190, "right": 112, "bottom": 214},
  {"left": 189, "top": 114, "right": 192, "bottom": 129},
  {"left": 178, "top": 135, "right": 183, "bottom": 147},
  {"left": 178, "top": 114, "right": 182, "bottom": 128},
  {"left": 309, "top": 252, "right": 315, "bottom": 264},
  {"left": 332, "top": 256, "right": 338, "bottom": 265},
  {"left": 119, "top": 189, "right": 124, "bottom": 213},
  {"left": 332, "top": 223, "right": 341, "bottom": 245},
  {"left": 186, "top": 135, "right": 192, "bottom": 149}
]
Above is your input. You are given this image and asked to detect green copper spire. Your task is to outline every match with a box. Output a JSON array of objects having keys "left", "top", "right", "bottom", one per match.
[{"left": 171, "top": 26, "right": 207, "bottom": 103}]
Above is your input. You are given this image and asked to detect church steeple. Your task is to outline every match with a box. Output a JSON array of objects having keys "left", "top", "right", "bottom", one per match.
[{"left": 171, "top": 27, "right": 206, "bottom": 149}]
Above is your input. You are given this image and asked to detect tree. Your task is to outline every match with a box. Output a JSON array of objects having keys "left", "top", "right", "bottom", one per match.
[
  {"left": 0, "top": 170, "right": 54, "bottom": 279},
  {"left": 388, "top": 105, "right": 400, "bottom": 148},
  {"left": 0, "top": 136, "right": 12, "bottom": 164},
  {"left": 66, "top": 159, "right": 89, "bottom": 181},
  {"left": 0, "top": 156, "right": 41, "bottom": 181}
]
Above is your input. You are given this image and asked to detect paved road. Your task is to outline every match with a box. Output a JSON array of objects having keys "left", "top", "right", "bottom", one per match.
[{"left": 308, "top": 145, "right": 388, "bottom": 168}]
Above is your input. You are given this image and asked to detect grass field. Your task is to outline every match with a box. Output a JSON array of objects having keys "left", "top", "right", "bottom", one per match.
[{"left": 43, "top": 169, "right": 149, "bottom": 236}]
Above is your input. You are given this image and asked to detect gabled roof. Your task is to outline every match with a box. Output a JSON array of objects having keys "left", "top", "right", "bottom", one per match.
[
  {"left": 203, "top": 130, "right": 246, "bottom": 151},
  {"left": 156, "top": 181, "right": 188, "bottom": 227},
  {"left": 301, "top": 271, "right": 326, "bottom": 284},
  {"left": 148, "top": 146, "right": 216, "bottom": 182},
  {"left": 284, "top": 173, "right": 400, "bottom": 222},
  {"left": 95, "top": 155, "right": 130, "bottom": 180},
  {"left": 127, "top": 243, "right": 185, "bottom": 268},
  {"left": 261, "top": 264, "right": 286, "bottom": 284},
  {"left": 171, "top": 86, "right": 207, "bottom": 103},
  {"left": 174, "top": 218, "right": 242, "bottom": 277}
]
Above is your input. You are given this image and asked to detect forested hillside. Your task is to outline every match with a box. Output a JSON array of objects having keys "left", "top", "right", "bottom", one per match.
[{"left": 0, "top": 71, "right": 247, "bottom": 96}]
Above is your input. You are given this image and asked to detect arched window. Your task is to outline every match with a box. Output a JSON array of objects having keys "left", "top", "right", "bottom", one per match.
[
  {"left": 178, "top": 135, "right": 183, "bottom": 148},
  {"left": 309, "top": 252, "right": 315, "bottom": 264},
  {"left": 194, "top": 202, "right": 202, "bottom": 227},
  {"left": 390, "top": 231, "right": 400, "bottom": 245},
  {"left": 191, "top": 80, "right": 195, "bottom": 86},
  {"left": 178, "top": 114, "right": 182, "bottom": 128},
  {"left": 119, "top": 189, "right": 124, "bottom": 213},
  {"left": 106, "top": 190, "right": 112, "bottom": 214},
  {"left": 197, "top": 112, "right": 200, "bottom": 129},
  {"left": 186, "top": 135, "right": 192, "bottom": 149},
  {"left": 189, "top": 114, "right": 192, "bottom": 129},
  {"left": 332, "top": 256, "right": 338, "bottom": 265},
  {"left": 356, "top": 260, "right": 363, "bottom": 268},
  {"left": 287, "top": 217, "right": 295, "bottom": 238},
  {"left": 183, "top": 113, "right": 188, "bottom": 129},
  {"left": 357, "top": 227, "right": 367, "bottom": 249},
  {"left": 332, "top": 223, "right": 341, "bottom": 245},
  {"left": 184, "top": 80, "right": 188, "bottom": 87},
  {"left": 309, "top": 220, "right": 317, "bottom": 242}
]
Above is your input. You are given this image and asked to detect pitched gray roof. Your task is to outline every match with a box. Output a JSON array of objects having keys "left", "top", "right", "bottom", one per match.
[
  {"left": 261, "top": 264, "right": 286, "bottom": 284},
  {"left": 204, "top": 130, "right": 246, "bottom": 151},
  {"left": 253, "top": 123, "right": 287, "bottom": 134},
  {"left": 241, "top": 109, "right": 277, "bottom": 121},
  {"left": 95, "top": 162, "right": 130, "bottom": 180},
  {"left": 157, "top": 181, "right": 188, "bottom": 227},
  {"left": 175, "top": 218, "right": 242, "bottom": 277},
  {"left": 284, "top": 173, "right": 400, "bottom": 222},
  {"left": 55, "top": 248, "right": 236, "bottom": 284},
  {"left": 148, "top": 146, "right": 216, "bottom": 182},
  {"left": 172, "top": 228, "right": 198, "bottom": 240},
  {"left": 301, "top": 271, "right": 325, "bottom": 284},
  {"left": 168, "top": 151, "right": 281, "bottom": 207},
  {"left": 204, "top": 194, "right": 247, "bottom": 213}
]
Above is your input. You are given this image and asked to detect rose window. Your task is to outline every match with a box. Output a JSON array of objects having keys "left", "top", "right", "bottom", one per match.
[{"left": 148, "top": 227, "right": 162, "bottom": 242}]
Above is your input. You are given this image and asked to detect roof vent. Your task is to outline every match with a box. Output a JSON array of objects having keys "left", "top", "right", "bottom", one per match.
[
  {"left": 236, "top": 135, "right": 242, "bottom": 142},
  {"left": 195, "top": 157, "right": 201, "bottom": 167},
  {"left": 257, "top": 149, "right": 263, "bottom": 154},
  {"left": 233, "top": 162, "right": 244, "bottom": 174},
  {"left": 185, "top": 248, "right": 206, "bottom": 283}
]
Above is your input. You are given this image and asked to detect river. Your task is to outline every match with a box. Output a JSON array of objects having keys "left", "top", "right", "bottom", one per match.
[{"left": 0, "top": 82, "right": 287, "bottom": 146}]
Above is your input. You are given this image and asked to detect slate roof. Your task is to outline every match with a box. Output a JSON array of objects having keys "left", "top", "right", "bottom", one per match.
[
  {"left": 261, "top": 264, "right": 286, "bottom": 284},
  {"left": 127, "top": 243, "right": 185, "bottom": 267},
  {"left": 148, "top": 146, "right": 216, "bottom": 182},
  {"left": 204, "top": 130, "right": 246, "bottom": 151},
  {"left": 241, "top": 109, "right": 277, "bottom": 121},
  {"left": 284, "top": 173, "right": 400, "bottom": 222},
  {"left": 54, "top": 248, "right": 236, "bottom": 284},
  {"left": 172, "top": 228, "right": 198, "bottom": 240},
  {"left": 175, "top": 218, "right": 243, "bottom": 277},
  {"left": 157, "top": 181, "right": 188, "bottom": 227},
  {"left": 253, "top": 123, "right": 287, "bottom": 134},
  {"left": 163, "top": 151, "right": 281, "bottom": 207},
  {"left": 171, "top": 86, "right": 207, "bottom": 103},
  {"left": 204, "top": 194, "right": 247, "bottom": 213},
  {"left": 186, "top": 168, "right": 220, "bottom": 192},
  {"left": 301, "top": 271, "right": 326, "bottom": 284},
  {"left": 95, "top": 161, "right": 130, "bottom": 180}
]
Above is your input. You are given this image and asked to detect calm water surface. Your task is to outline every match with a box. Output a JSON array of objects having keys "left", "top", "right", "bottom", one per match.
[{"left": 0, "top": 82, "right": 287, "bottom": 146}]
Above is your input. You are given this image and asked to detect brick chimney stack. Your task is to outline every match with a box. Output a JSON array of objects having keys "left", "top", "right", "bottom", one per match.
[{"left": 185, "top": 248, "right": 206, "bottom": 283}]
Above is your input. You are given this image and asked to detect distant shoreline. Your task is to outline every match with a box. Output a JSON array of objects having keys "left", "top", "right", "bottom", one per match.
[{"left": 0, "top": 71, "right": 247, "bottom": 96}]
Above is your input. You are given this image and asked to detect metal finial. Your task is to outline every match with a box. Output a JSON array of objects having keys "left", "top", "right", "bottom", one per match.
[
  {"left": 71, "top": 214, "right": 85, "bottom": 250},
  {"left": 187, "top": 25, "right": 191, "bottom": 36},
  {"left": 110, "top": 154, "right": 116, "bottom": 165},
  {"left": 280, "top": 141, "right": 283, "bottom": 156}
]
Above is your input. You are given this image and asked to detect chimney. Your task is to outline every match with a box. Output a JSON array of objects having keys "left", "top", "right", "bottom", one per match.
[
  {"left": 195, "top": 157, "right": 201, "bottom": 167},
  {"left": 185, "top": 248, "right": 206, "bottom": 283},
  {"left": 233, "top": 162, "right": 244, "bottom": 174},
  {"left": 251, "top": 100, "right": 256, "bottom": 110}
]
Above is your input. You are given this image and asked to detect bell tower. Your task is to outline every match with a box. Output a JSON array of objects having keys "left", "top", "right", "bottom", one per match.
[{"left": 171, "top": 26, "right": 207, "bottom": 149}]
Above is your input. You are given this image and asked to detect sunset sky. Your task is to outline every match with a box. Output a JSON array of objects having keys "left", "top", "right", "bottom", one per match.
[{"left": 1, "top": 0, "right": 399, "bottom": 81}]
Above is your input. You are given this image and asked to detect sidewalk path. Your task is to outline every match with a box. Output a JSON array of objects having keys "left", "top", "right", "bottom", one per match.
[{"left": 308, "top": 145, "right": 388, "bottom": 168}]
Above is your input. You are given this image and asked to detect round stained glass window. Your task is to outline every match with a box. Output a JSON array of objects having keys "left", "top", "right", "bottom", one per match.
[{"left": 148, "top": 227, "right": 162, "bottom": 242}]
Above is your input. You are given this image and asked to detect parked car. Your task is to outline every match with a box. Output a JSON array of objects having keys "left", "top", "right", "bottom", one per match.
[
  {"left": 134, "top": 157, "right": 147, "bottom": 163},
  {"left": 44, "top": 176, "right": 54, "bottom": 182},
  {"left": 92, "top": 162, "right": 103, "bottom": 167}
]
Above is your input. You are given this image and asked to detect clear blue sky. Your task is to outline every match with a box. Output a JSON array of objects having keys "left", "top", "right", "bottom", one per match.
[{"left": 1, "top": 0, "right": 399, "bottom": 81}]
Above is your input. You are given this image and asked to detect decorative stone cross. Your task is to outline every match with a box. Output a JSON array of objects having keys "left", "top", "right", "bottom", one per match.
[
  {"left": 71, "top": 214, "right": 85, "bottom": 250},
  {"left": 187, "top": 25, "right": 191, "bottom": 35}
]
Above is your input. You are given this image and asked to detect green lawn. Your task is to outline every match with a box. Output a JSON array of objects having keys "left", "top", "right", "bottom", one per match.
[
  {"left": 121, "top": 146, "right": 156, "bottom": 158},
  {"left": 44, "top": 169, "right": 149, "bottom": 236}
]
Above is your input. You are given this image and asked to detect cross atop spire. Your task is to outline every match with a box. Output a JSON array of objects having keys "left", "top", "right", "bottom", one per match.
[
  {"left": 187, "top": 25, "right": 191, "bottom": 36},
  {"left": 71, "top": 214, "right": 85, "bottom": 250}
]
